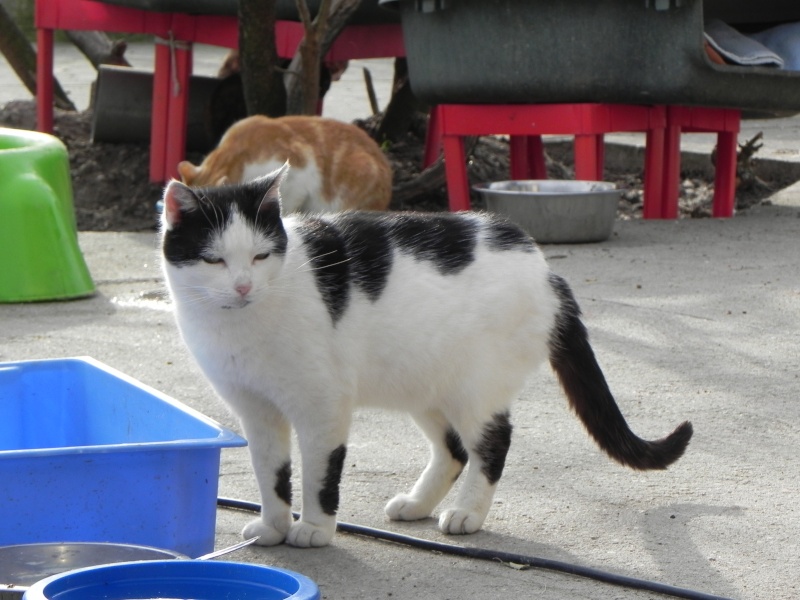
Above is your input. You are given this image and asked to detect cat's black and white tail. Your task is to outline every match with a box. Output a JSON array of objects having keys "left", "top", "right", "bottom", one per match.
[{"left": 547, "top": 273, "right": 693, "bottom": 470}]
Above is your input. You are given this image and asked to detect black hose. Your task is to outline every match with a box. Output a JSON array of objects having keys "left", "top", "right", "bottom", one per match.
[{"left": 216, "top": 497, "right": 733, "bottom": 600}]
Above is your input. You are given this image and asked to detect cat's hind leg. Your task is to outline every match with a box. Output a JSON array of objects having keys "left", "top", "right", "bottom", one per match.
[
  {"left": 385, "top": 410, "right": 468, "bottom": 522},
  {"left": 438, "top": 411, "right": 513, "bottom": 535},
  {"left": 237, "top": 400, "right": 295, "bottom": 546}
]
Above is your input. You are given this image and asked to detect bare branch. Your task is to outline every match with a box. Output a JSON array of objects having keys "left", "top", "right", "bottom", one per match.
[
  {"left": 285, "top": 0, "right": 362, "bottom": 115},
  {"left": 0, "top": 3, "right": 76, "bottom": 110},
  {"left": 65, "top": 31, "right": 130, "bottom": 69}
]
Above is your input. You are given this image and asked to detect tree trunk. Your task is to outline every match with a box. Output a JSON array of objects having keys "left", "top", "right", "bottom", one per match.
[
  {"left": 377, "top": 58, "right": 426, "bottom": 142},
  {"left": 284, "top": 0, "right": 362, "bottom": 115},
  {"left": 0, "top": 3, "right": 76, "bottom": 111},
  {"left": 238, "top": 0, "right": 286, "bottom": 117},
  {"left": 285, "top": 0, "right": 327, "bottom": 116},
  {"left": 65, "top": 31, "right": 130, "bottom": 69}
]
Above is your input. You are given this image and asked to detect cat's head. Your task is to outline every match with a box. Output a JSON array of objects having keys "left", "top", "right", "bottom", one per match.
[
  {"left": 161, "top": 164, "right": 289, "bottom": 310},
  {"left": 177, "top": 159, "right": 231, "bottom": 187}
]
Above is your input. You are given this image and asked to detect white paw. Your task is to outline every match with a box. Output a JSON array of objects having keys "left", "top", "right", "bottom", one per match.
[
  {"left": 286, "top": 519, "right": 336, "bottom": 547},
  {"left": 438, "top": 508, "right": 485, "bottom": 535},
  {"left": 242, "top": 513, "right": 292, "bottom": 546},
  {"left": 385, "top": 494, "right": 433, "bottom": 521}
]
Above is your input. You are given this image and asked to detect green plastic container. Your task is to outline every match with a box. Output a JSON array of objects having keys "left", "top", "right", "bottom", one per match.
[{"left": 0, "top": 128, "right": 94, "bottom": 302}]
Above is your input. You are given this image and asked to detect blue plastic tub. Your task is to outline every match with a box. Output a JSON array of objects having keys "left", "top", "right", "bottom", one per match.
[
  {"left": 22, "top": 560, "right": 320, "bottom": 600},
  {"left": 0, "top": 357, "right": 246, "bottom": 557}
]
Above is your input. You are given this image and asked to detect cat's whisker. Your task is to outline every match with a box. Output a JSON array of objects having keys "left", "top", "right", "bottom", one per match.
[
  {"left": 295, "top": 257, "right": 354, "bottom": 274},
  {"left": 294, "top": 249, "right": 340, "bottom": 272}
]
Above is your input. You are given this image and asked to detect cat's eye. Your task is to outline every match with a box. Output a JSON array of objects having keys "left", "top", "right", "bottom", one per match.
[
  {"left": 202, "top": 256, "right": 225, "bottom": 265},
  {"left": 254, "top": 252, "right": 270, "bottom": 261}
]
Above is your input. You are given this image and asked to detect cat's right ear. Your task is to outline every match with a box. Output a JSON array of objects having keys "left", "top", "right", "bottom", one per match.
[
  {"left": 255, "top": 162, "right": 289, "bottom": 217},
  {"left": 162, "top": 180, "right": 200, "bottom": 230},
  {"left": 177, "top": 161, "right": 199, "bottom": 185}
]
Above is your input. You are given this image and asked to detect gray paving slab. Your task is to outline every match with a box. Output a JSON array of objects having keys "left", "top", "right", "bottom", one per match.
[{"left": 2, "top": 37, "right": 800, "bottom": 600}]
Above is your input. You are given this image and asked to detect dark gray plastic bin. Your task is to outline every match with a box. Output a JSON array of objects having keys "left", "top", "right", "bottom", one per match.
[
  {"left": 397, "top": 0, "right": 800, "bottom": 113},
  {"left": 91, "top": 66, "right": 222, "bottom": 152}
]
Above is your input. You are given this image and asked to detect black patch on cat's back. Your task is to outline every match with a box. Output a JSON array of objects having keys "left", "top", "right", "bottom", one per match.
[
  {"left": 299, "top": 219, "right": 351, "bottom": 323},
  {"left": 298, "top": 211, "right": 482, "bottom": 322},
  {"left": 319, "top": 445, "right": 347, "bottom": 516},
  {"left": 475, "top": 411, "right": 513, "bottom": 485},
  {"left": 330, "top": 213, "right": 393, "bottom": 302},
  {"left": 389, "top": 213, "right": 478, "bottom": 275},
  {"left": 484, "top": 215, "right": 537, "bottom": 253}
]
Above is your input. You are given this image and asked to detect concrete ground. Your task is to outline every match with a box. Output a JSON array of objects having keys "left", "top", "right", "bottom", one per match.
[{"left": 2, "top": 43, "right": 800, "bottom": 600}]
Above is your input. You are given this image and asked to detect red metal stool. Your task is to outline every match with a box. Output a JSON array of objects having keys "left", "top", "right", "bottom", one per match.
[
  {"left": 35, "top": 0, "right": 175, "bottom": 181},
  {"left": 35, "top": 0, "right": 405, "bottom": 182},
  {"left": 660, "top": 106, "right": 741, "bottom": 218},
  {"left": 425, "top": 103, "right": 667, "bottom": 215}
]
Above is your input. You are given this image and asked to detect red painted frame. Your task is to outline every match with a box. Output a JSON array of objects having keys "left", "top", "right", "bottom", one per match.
[
  {"left": 425, "top": 103, "right": 740, "bottom": 219},
  {"left": 661, "top": 106, "right": 740, "bottom": 219},
  {"left": 35, "top": 0, "right": 405, "bottom": 182}
]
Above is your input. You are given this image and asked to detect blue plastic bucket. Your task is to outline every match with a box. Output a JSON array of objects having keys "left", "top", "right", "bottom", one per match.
[
  {"left": 0, "top": 357, "right": 247, "bottom": 557},
  {"left": 22, "top": 560, "right": 320, "bottom": 600}
]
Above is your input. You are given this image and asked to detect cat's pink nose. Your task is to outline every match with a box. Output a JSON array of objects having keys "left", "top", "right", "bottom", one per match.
[{"left": 235, "top": 283, "right": 252, "bottom": 297}]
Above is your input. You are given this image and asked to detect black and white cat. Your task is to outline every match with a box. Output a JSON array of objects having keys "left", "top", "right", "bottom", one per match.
[{"left": 160, "top": 165, "right": 693, "bottom": 548}]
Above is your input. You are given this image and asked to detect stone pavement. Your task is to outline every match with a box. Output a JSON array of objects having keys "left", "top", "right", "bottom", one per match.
[{"left": 2, "top": 40, "right": 800, "bottom": 600}]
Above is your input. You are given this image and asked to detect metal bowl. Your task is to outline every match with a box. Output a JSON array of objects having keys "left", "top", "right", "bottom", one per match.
[
  {"left": 0, "top": 542, "right": 185, "bottom": 598},
  {"left": 474, "top": 180, "right": 620, "bottom": 244}
]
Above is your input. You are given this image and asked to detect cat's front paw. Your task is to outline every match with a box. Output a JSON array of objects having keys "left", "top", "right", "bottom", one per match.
[
  {"left": 286, "top": 519, "right": 336, "bottom": 548},
  {"left": 438, "top": 508, "right": 485, "bottom": 535},
  {"left": 385, "top": 494, "right": 433, "bottom": 521},
  {"left": 242, "top": 513, "right": 293, "bottom": 546}
]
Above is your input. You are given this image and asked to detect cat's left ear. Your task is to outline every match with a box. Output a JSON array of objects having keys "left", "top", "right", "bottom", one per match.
[
  {"left": 162, "top": 180, "right": 200, "bottom": 230},
  {"left": 255, "top": 162, "right": 289, "bottom": 217}
]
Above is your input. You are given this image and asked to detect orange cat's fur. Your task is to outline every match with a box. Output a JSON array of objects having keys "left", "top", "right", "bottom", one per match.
[{"left": 178, "top": 115, "right": 392, "bottom": 213}]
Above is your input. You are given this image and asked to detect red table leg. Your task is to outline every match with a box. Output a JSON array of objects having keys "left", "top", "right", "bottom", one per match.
[
  {"left": 642, "top": 124, "right": 665, "bottom": 219},
  {"left": 149, "top": 38, "right": 171, "bottom": 182},
  {"left": 422, "top": 106, "right": 443, "bottom": 169},
  {"left": 527, "top": 136, "right": 547, "bottom": 179},
  {"left": 712, "top": 130, "right": 738, "bottom": 217},
  {"left": 661, "top": 119, "right": 683, "bottom": 219},
  {"left": 574, "top": 134, "right": 603, "bottom": 180},
  {"left": 509, "top": 135, "right": 547, "bottom": 179},
  {"left": 509, "top": 136, "right": 530, "bottom": 179},
  {"left": 36, "top": 28, "right": 55, "bottom": 134},
  {"left": 163, "top": 38, "right": 193, "bottom": 182},
  {"left": 442, "top": 134, "right": 471, "bottom": 211}
]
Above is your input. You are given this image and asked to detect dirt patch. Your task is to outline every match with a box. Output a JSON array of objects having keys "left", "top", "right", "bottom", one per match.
[{"left": 1, "top": 100, "right": 792, "bottom": 231}]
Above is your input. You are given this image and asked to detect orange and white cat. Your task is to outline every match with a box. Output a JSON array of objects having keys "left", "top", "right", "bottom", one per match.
[{"left": 178, "top": 115, "right": 392, "bottom": 213}]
